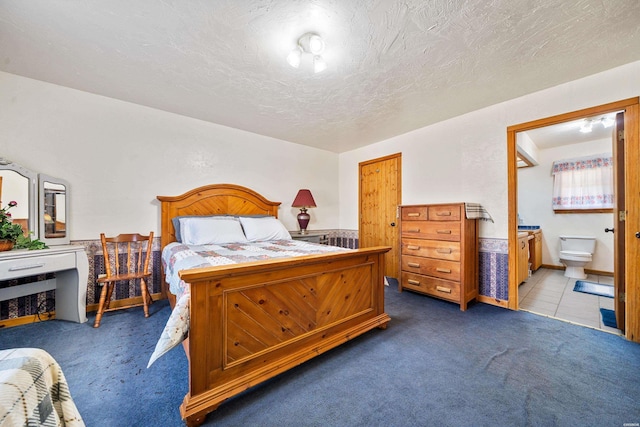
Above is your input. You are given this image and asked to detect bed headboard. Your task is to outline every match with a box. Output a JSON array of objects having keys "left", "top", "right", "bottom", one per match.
[{"left": 157, "top": 183, "right": 281, "bottom": 249}]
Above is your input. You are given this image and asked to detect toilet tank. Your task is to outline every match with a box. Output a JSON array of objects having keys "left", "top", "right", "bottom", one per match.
[{"left": 559, "top": 235, "right": 596, "bottom": 253}]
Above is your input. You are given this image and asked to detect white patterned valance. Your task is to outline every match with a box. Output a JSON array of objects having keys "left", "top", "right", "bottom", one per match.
[
  {"left": 551, "top": 154, "right": 612, "bottom": 174},
  {"left": 551, "top": 153, "right": 613, "bottom": 210}
]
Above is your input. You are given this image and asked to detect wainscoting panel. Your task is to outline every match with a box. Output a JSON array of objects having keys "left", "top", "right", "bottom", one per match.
[
  {"left": 0, "top": 233, "right": 512, "bottom": 323},
  {"left": 0, "top": 238, "right": 164, "bottom": 323},
  {"left": 478, "top": 238, "right": 509, "bottom": 303}
]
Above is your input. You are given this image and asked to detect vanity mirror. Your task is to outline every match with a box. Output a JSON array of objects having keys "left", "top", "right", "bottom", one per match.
[
  {"left": 0, "top": 159, "right": 70, "bottom": 245},
  {"left": 39, "top": 174, "right": 70, "bottom": 245},
  {"left": 0, "top": 159, "right": 87, "bottom": 324},
  {"left": 0, "top": 159, "right": 38, "bottom": 238}
]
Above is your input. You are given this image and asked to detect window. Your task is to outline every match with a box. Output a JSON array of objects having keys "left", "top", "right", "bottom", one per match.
[{"left": 551, "top": 154, "right": 613, "bottom": 213}]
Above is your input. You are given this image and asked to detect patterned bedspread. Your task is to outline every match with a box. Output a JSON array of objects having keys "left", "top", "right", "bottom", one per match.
[
  {"left": 148, "top": 240, "right": 349, "bottom": 367},
  {"left": 0, "top": 348, "right": 84, "bottom": 427}
]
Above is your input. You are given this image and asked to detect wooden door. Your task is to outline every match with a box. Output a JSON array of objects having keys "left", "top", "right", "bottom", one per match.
[
  {"left": 613, "top": 112, "right": 626, "bottom": 332},
  {"left": 626, "top": 103, "right": 640, "bottom": 341},
  {"left": 359, "top": 153, "right": 401, "bottom": 279}
]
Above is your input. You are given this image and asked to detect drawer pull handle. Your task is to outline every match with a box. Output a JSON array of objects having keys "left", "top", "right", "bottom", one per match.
[
  {"left": 436, "top": 249, "right": 452, "bottom": 254},
  {"left": 407, "top": 279, "right": 420, "bottom": 285},
  {"left": 436, "top": 212, "right": 452, "bottom": 216},
  {"left": 408, "top": 262, "right": 421, "bottom": 268},
  {"left": 407, "top": 228, "right": 421, "bottom": 233},
  {"left": 407, "top": 245, "right": 420, "bottom": 250},
  {"left": 436, "top": 268, "right": 451, "bottom": 273},
  {"left": 436, "top": 286, "right": 452, "bottom": 293},
  {"left": 9, "top": 263, "right": 46, "bottom": 271},
  {"left": 407, "top": 213, "right": 421, "bottom": 217},
  {"left": 436, "top": 230, "right": 452, "bottom": 234}
]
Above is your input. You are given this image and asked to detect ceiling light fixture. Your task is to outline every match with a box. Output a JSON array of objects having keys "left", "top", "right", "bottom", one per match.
[
  {"left": 579, "top": 114, "right": 616, "bottom": 133},
  {"left": 287, "top": 32, "right": 327, "bottom": 73},
  {"left": 313, "top": 56, "right": 327, "bottom": 73},
  {"left": 600, "top": 116, "right": 615, "bottom": 128},
  {"left": 286, "top": 46, "right": 302, "bottom": 68},
  {"left": 579, "top": 119, "right": 593, "bottom": 133}
]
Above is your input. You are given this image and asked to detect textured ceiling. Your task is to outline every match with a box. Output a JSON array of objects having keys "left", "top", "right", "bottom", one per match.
[{"left": 1, "top": 0, "right": 640, "bottom": 153}]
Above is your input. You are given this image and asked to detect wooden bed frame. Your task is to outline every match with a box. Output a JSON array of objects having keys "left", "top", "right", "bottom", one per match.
[{"left": 157, "top": 184, "right": 391, "bottom": 426}]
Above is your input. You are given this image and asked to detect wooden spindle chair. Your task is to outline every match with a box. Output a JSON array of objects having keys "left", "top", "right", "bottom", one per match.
[{"left": 94, "top": 232, "right": 154, "bottom": 328}]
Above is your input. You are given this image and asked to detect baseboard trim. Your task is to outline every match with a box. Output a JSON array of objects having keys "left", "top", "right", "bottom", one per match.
[
  {"left": 539, "top": 264, "right": 613, "bottom": 277},
  {"left": 540, "top": 264, "right": 563, "bottom": 271},
  {"left": 477, "top": 295, "right": 508, "bottom": 308},
  {"left": 0, "top": 293, "right": 166, "bottom": 329},
  {"left": 86, "top": 292, "right": 164, "bottom": 312},
  {"left": 0, "top": 313, "right": 54, "bottom": 329}
]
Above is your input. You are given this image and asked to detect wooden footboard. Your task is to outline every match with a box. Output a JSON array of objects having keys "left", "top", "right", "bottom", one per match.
[
  {"left": 178, "top": 246, "right": 390, "bottom": 426},
  {"left": 157, "top": 184, "right": 391, "bottom": 425}
]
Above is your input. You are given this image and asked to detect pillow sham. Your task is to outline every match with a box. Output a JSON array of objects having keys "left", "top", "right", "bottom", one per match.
[
  {"left": 179, "top": 216, "right": 248, "bottom": 245},
  {"left": 239, "top": 216, "right": 292, "bottom": 242},
  {"left": 172, "top": 214, "right": 270, "bottom": 242}
]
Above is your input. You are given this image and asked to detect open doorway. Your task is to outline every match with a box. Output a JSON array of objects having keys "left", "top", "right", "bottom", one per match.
[
  {"left": 506, "top": 97, "right": 640, "bottom": 342},
  {"left": 515, "top": 112, "right": 621, "bottom": 332}
]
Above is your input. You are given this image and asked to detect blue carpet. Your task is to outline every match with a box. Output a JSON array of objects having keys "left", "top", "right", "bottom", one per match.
[
  {"left": 573, "top": 280, "right": 614, "bottom": 298},
  {"left": 600, "top": 308, "right": 618, "bottom": 328},
  {"left": 2, "top": 287, "right": 640, "bottom": 426}
]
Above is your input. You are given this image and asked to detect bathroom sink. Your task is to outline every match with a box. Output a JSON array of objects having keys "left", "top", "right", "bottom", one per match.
[{"left": 518, "top": 225, "right": 540, "bottom": 230}]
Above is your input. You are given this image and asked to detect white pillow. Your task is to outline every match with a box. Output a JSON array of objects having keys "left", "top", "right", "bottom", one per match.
[
  {"left": 179, "top": 217, "right": 248, "bottom": 245},
  {"left": 239, "top": 216, "right": 292, "bottom": 242}
]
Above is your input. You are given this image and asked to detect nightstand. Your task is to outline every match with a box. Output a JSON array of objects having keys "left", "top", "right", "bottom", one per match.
[{"left": 289, "top": 231, "right": 328, "bottom": 245}]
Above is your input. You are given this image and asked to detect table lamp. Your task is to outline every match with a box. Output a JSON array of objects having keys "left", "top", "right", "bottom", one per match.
[{"left": 292, "top": 189, "right": 317, "bottom": 234}]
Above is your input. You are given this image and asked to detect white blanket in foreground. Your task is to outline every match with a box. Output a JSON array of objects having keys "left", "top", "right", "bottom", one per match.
[{"left": 0, "top": 348, "right": 84, "bottom": 427}]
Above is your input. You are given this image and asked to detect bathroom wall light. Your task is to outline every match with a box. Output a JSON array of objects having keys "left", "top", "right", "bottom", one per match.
[{"left": 287, "top": 32, "right": 327, "bottom": 73}]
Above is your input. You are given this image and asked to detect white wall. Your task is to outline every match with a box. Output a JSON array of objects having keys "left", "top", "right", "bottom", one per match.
[
  {"left": 338, "top": 61, "right": 640, "bottom": 242},
  {"left": 518, "top": 138, "right": 613, "bottom": 272},
  {"left": 3, "top": 60, "right": 640, "bottom": 243},
  {"left": 0, "top": 72, "right": 339, "bottom": 239}
]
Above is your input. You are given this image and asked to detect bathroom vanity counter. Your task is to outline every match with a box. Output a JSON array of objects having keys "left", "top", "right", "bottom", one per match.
[
  {"left": 517, "top": 225, "right": 540, "bottom": 230},
  {"left": 520, "top": 229, "right": 543, "bottom": 271}
]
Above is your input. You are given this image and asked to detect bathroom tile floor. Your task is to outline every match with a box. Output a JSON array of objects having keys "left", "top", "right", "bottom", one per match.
[{"left": 518, "top": 267, "right": 621, "bottom": 335}]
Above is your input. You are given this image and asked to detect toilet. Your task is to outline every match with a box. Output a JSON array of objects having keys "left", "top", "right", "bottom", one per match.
[{"left": 558, "top": 235, "right": 596, "bottom": 279}]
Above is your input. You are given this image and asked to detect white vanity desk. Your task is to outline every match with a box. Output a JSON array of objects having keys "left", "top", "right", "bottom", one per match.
[{"left": 0, "top": 245, "right": 88, "bottom": 323}]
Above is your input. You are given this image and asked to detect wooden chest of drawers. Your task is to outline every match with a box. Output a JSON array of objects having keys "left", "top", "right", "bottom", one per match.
[{"left": 399, "top": 203, "right": 478, "bottom": 310}]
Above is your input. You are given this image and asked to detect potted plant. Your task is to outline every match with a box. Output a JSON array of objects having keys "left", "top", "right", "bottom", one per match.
[{"left": 0, "top": 201, "right": 48, "bottom": 251}]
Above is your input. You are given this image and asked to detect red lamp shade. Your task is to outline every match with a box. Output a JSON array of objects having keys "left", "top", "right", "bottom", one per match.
[
  {"left": 292, "top": 189, "right": 317, "bottom": 208},
  {"left": 292, "top": 189, "right": 317, "bottom": 233}
]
